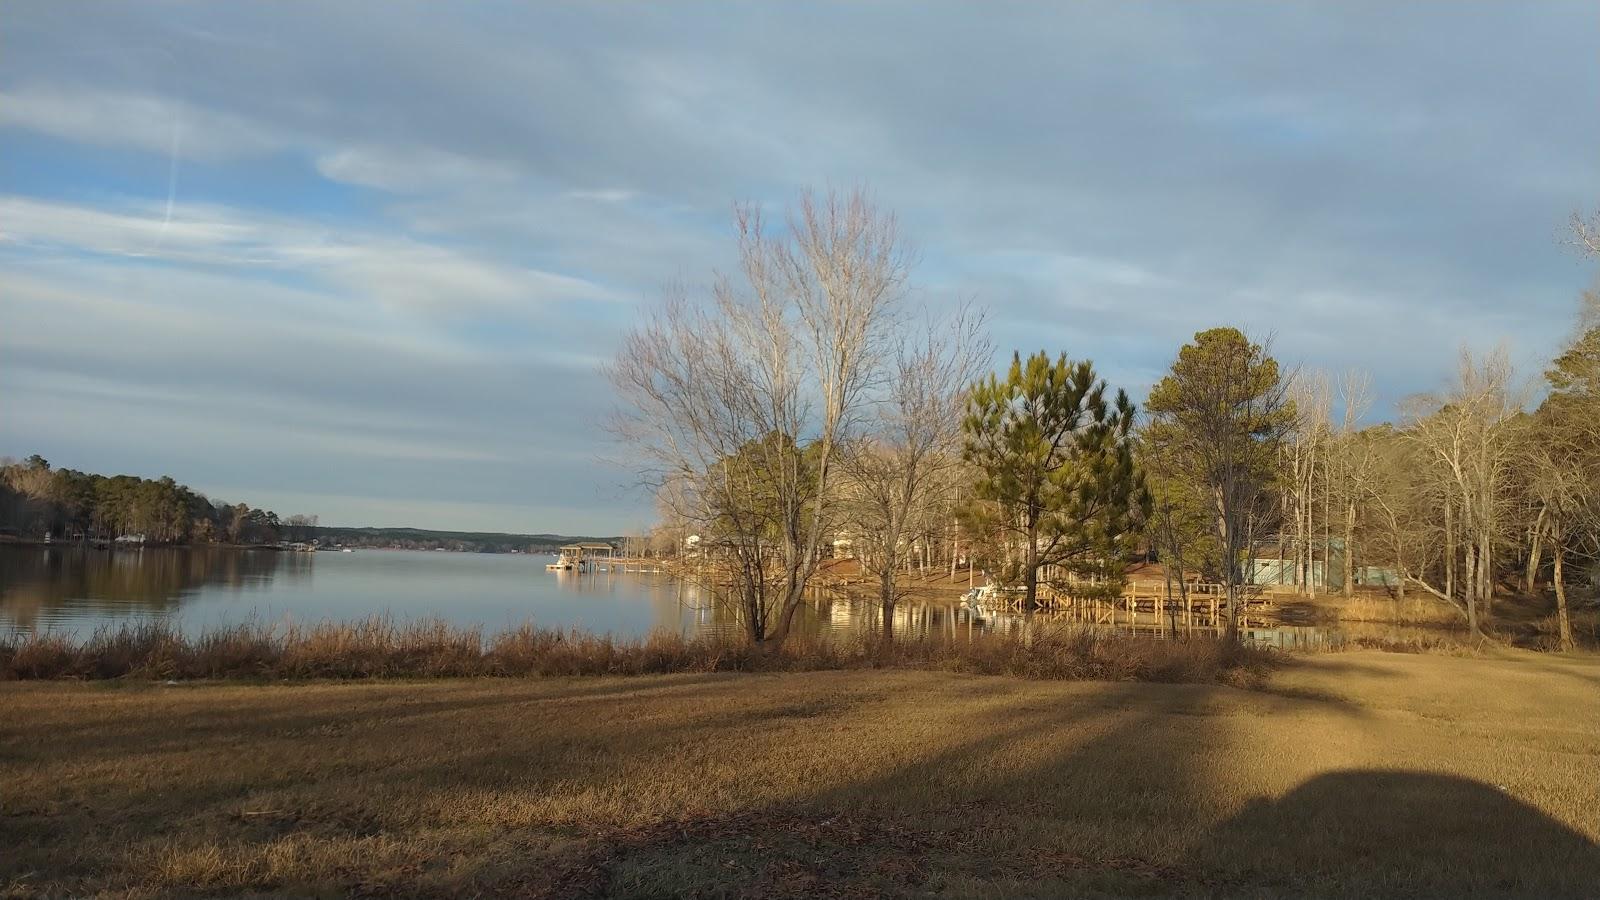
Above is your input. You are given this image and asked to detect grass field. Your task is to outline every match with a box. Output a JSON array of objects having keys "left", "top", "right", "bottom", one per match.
[{"left": 4, "top": 649, "right": 1598, "bottom": 898}]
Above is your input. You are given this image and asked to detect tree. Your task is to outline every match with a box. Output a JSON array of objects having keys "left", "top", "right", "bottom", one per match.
[
  {"left": 608, "top": 189, "right": 906, "bottom": 650},
  {"left": 1283, "top": 372, "right": 1331, "bottom": 596},
  {"left": 1332, "top": 372, "right": 1377, "bottom": 598},
  {"left": 1359, "top": 425, "right": 1428, "bottom": 606},
  {"left": 1526, "top": 319, "right": 1600, "bottom": 649},
  {"left": 962, "top": 351, "right": 1148, "bottom": 609},
  {"left": 1140, "top": 435, "right": 1219, "bottom": 627},
  {"left": 839, "top": 306, "right": 989, "bottom": 637},
  {"left": 1400, "top": 349, "right": 1520, "bottom": 634},
  {"left": 1145, "top": 328, "right": 1293, "bottom": 641}
]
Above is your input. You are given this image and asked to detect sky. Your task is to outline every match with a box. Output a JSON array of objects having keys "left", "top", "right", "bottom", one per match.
[{"left": 2, "top": 3, "right": 1598, "bottom": 534}]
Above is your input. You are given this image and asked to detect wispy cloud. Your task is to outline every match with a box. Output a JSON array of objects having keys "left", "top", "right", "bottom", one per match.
[
  {"left": 2, "top": 2, "right": 1597, "bottom": 530},
  {"left": 0, "top": 84, "right": 287, "bottom": 161},
  {"left": 0, "top": 195, "right": 623, "bottom": 316}
]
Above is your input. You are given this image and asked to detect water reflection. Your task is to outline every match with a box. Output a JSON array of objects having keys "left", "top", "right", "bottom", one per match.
[
  {"left": 0, "top": 546, "right": 294, "bottom": 630},
  {"left": 1, "top": 546, "right": 1441, "bottom": 650}
]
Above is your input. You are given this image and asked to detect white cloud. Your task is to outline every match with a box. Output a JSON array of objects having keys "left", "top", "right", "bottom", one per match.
[
  {"left": 0, "top": 195, "right": 622, "bottom": 315},
  {"left": 564, "top": 188, "right": 637, "bottom": 204},
  {"left": 314, "top": 146, "right": 522, "bottom": 192},
  {"left": 0, "top": 84, "right": 287, "bottom": 161}
]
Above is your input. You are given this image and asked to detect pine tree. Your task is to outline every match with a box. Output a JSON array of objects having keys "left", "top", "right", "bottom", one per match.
[
  {"left": 961, "top": 351, "right": 1148, "bottom": 608},
  {"left": 1144, "top": 328, "right": 1293, "bottom": 640}
]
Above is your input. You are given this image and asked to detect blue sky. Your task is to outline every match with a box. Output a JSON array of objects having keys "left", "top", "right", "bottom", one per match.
[{"left": 3, "top": 3, "right": 1598, "bottom": 534}]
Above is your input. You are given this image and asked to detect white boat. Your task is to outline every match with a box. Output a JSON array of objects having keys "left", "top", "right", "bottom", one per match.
[{"left": 962, "top": 583, "right": 1023, "bottom": 609}]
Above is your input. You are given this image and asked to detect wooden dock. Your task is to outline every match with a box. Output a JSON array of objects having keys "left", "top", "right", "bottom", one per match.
[
  {"left": 970, "top": 580, "right": 1293, "bottom": 631},
  {"left": 592, "top": 557, "right": 669, "bottom": 574}
]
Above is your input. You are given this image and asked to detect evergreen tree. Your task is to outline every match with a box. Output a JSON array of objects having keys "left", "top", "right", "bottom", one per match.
[
  {"left": 961, "top": 351, "right": 1148, "bottom": 608},
  {"left": 1144, "top": 328, "right": 1292, "bottom": 640}
]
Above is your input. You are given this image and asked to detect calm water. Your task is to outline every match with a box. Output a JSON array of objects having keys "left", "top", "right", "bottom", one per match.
[
  {"left": 0, "top": 545, "right": 1387, "bottom": 648},
  {"left": 0, "top": 545, "right": 986, "bottom": 641}
]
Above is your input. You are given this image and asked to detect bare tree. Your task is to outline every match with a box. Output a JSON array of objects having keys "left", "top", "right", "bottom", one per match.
[
  {"left": 1524, "top": 282, "right": 1600, "bottom": 650},
  {"left": 1523, "top": 435, "right": 1596, "bottom": 650},
  {"left": 608, "top": 189, "right": 907, "bottom": 650},
  {"left": 1400, "top": 348, "right": 1521, "bottom": 634},
  {"left": 1572, "top": 209, "right": 1600, "bottom": 258},
  {"left": 1333, "top": 371, "right": 1376, "bottom": 598},
  {"left": 838, "top": 305, "right": 989, "bottom": 638},
  {"left": 1360, "top": 426, "right": 1427, "bottom": 606},
  {"left": 1285, "top": 372, "right": 1331, "bottom": 596}
]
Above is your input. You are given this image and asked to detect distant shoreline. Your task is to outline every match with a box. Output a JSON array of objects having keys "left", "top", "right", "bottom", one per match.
[{"left": 0, "top": 538, "right": 572, "bottom": 554}]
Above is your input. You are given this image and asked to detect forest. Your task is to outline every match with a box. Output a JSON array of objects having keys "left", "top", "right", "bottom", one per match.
[
  {"left": 618, "top": 191, "right": 1600, "bottom": 651},
  {"left": 0, "top": 456, "right": 315, "bottom": 546}
]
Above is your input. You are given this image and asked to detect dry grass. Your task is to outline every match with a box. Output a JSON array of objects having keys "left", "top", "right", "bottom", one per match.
[
  {"left": 2, "top": 649, "right": 1597, "bottom": 898},
  {"left": 1324, "top": 593, "right": 1463, "bottom": 626},
  {"left": 0, "top": 618, "right": 1270, "bottom": 685}
]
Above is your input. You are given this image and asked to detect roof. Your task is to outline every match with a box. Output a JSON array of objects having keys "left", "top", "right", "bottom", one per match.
[{"left": 561, "top": 542, "right": 615, "bottom": 550}]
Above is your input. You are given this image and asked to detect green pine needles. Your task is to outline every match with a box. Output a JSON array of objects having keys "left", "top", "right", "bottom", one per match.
[{"left": 961, "top": 351, "right": 1150, "bottom": 607}]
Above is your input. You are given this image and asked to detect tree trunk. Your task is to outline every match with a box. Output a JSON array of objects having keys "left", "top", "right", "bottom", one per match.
[
  {"left": 1479, "top": 530, "right": 1494, "bottom": 615},
  {"left": 1393, "top": 528, "right": 1406, "bottom": 603},
  {"left": 949, "top": 527, "right": 959, "bottom": 582},
  {"left": 879, "top": 563, "right": 897, "bottom": 639},
  {"left": 1305, "top": 473, "right": 1317, "bottom": 598},
  {"left": 1524, "top": 511, "right": 1544, "bottom": 596},
  {"left": 1444, "top": 498, "right": 1455, "bottom": 603},
  {"left": 1553, "top": 545, "right": 1573, "bottom": 652},
  {"left": 1343, "top": 499, "right": 1356, "bottom": 599},
  {"left": 1463, "top": 544, "right": 1479, "bottom": 636},
  {"left": 1023, "top": 518, "right": 1040, "bottom": 609}
]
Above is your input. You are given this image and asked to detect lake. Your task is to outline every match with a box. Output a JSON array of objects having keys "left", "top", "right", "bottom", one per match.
[
  {"left": 0, "top": 545, "right": 991, "bottom": 642},
  {"left": 0, "top": 545, "right": 1377, "bottom": 648}
]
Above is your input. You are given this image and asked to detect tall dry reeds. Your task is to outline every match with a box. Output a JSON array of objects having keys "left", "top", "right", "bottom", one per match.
[{"left": 0, "top": 617, "right": 1273, "bottom": 684}]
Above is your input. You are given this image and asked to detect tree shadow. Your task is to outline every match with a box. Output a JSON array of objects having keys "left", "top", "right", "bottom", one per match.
[{"left": 1200, "top": 769, "right": 1600, "bottom": 898}]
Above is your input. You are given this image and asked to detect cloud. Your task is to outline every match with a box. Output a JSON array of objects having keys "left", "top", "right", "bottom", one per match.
[
  {"left": 2, "top": 2, "right": 1598, "bottom": 531},
  {"left": 564, "top": 188, "right": 637, "bottom": 204},
  {"left": 0, "top": 195, "right": 623, "bottom": 316},
  {"left": 314, "top": 146, "right": 522, "bottom": 193},
  {"left": 0, "top": 84, "right": 287, "bottom": 161}
]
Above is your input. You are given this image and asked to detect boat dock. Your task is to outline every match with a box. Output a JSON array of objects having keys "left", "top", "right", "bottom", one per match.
[{"left": 546, "top": 543, "right": 670, "bottom": 574}]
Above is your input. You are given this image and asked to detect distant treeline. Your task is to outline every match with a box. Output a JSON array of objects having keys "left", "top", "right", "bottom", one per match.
[
  {"left": 312, "top": 526, "right": 620, "bottom": 554},
  {"left": 0, "top": 455, "right": 616, "bottom": 553},
  {"left": 0, "top": 455, "right": 312, "bottom": 545}
]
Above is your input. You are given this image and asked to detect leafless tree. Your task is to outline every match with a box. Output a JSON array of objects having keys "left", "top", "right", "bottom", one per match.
[
  {"left": 1333, "top": 371, "right": 1376, "bottom": 598},
  {"left": 1523, "top": 434, "right": 1598, "bottom": 650},
  {"left": 607, "top": 189, "right": 907, "bottom": 650},
  {"left": 1572, "top": 209, "right": 1600, "bottom": 258},
  {"left": 1400, "top": 348, "right": 1521, "bottom": 634},
  {"left": 838, "top": 304, "right": 990, "bottom": 638},
  {"left": 1285, "top": 372, "right": 1331, "bottom": 596}
]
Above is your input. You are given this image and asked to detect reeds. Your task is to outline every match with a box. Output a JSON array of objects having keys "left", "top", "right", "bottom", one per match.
[{"left": 0, "top": 617, "right": 1272, "bottom": 684}]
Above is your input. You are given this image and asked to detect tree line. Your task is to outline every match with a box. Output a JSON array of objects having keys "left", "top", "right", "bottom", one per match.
[
  {"left": 0, "top": 456, "right": 317, "bottom": 546},
  {"left": 615, "top": 190, "right": 1600, "bottom": 651}
]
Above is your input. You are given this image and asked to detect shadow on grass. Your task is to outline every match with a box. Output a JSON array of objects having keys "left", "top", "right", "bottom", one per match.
[
  {"left": 11, "top": 668, "right": 1597, "bottom": 898},
  {"left": 1204, "top": 769, "right": 1600, "bottom": 898}
]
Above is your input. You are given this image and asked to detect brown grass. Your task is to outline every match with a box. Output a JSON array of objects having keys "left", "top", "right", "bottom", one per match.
[
  {"left": 0, "top": 618, "right": 1271, "bottom": 685},
  {"left": 2, "top": 650, "right": 1596, "bottom": 898},
  {"left": 1325, "top": 593, "right": 1464, "bottom": 625}
]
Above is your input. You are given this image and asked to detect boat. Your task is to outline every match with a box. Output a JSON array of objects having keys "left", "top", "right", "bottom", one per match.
[{"left": 962, "top": 583, "right": 1023, "bottom": 609}]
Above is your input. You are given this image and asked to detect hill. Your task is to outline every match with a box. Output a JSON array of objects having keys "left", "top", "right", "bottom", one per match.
[{"left": 311, "top": 526, "right": 619, "bottom": 554}]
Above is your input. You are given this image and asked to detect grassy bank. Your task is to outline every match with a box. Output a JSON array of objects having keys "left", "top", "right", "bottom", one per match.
[
  {"left": 2, "top": 649, "right": 1596, "bottom": 898},
  {"left": 0, "top": 619, "right": 1270, "bottom": 685}
]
